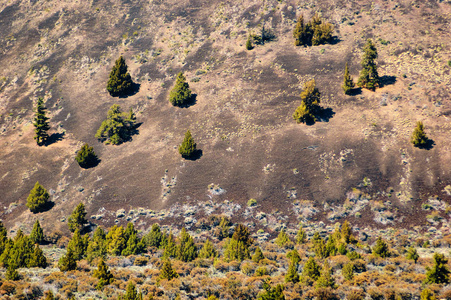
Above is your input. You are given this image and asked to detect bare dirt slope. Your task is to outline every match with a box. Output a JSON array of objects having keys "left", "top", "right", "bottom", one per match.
[{"left": 1, "top": 0, "right": 451, "bottom": 233}]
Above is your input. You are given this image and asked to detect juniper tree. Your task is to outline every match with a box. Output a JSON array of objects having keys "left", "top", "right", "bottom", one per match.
[
  {"left": 107, "top": 56, "right": 133, "bottom": 96},
  {"left": 275, "top": 230, "right": 293, "bottom": 249},
  {"left": 30, "top": 219, "right": 44, "bottom": 244},
  {"left": 95, "top": 104, "right": 136, "bottom": 145},
  {"left": 285, "top": 260, "right": 300, "bottom": 283},
  {"left": 303, "top": 257, "right": 321, "bottom": 280},
  {"left": 144, "top": 223, "right": 163, "bottom": 248},
  {"left": 178, "top": 130, "right": 197, "bottom": 158},
  {"left": 67, "top": 229, "right": 87, "bottom": 260},
  {"left": 293, "top": 79, "right": 321, "bottom": 124},
  {"left": 68, "top": 202, "right": 88, "bottom": 233},
  {"left": 224, "top": 224, "right": 253, "bottom": 262},
  {"left": 357, "top": 39, "right": 380, "bottom": 90},
  {"left": 342, "top": 62, "right": 355, "bottom": 95},
  {"left": 163, "top": 232, "right": 177, "bottom": 258},
  {"left": 372, "top": 237, "right": 390, "bottom": 258},
  {"left": 160, "top": 260, "right": 178, "bottom": 280},
  {"left": 287, "top": 249, "right": 301, "bottom": 266},
  {"left": 86, "top": 227, "right": 107, "bottom": 263},
  {"left": 107, "top": 225, "right": 127, "bottom": 256},
  {"left": 252, "top": 246, "right": 265, "bottom": 263},
  {"left": 33, "top": 97, "right": 50, "bottom": 146},
  {"left": 257, "top": 280, "right": 285, "bottom": 300},
  {"left": 177, "top": 228, "right": 197, "bottom": 262},
  {"left": 411, "top": 121, "right": 428, "bottom": 147},
  {"left": 169, "top": 72, "right": 192, "bottom": 107},
  {"left": 246, "top": 37, "right": 253, "bottom": 50},
  {"left": 296, "top": 226, "right": 306, "bottom": 244},
  {"left": 29, "top": 244, "right": 47, "bottom": 268},
  {"left": 293, "top": 14, "right": 333, "bottom": 46},
  {"left": 93, "top": 258, "right": 114, "bottom": 290},
  {"left": 26, "top": 181, "right": 50, "bottom": 213},
  {"left": 198, "top": 239, "right": 217, "bottom": 259},
  {"left": 75, "top": 143, "right": 98, "bottom": 168},
  {"left": 293, "top": 15, "right": 310, "bottom": 46}
]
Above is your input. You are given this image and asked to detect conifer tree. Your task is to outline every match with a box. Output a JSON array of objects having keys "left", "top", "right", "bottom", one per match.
[
  {"left": 26, "top": 181, "right": 50, "bottom": 213},
  {"left": 144, "top": 224, "right": 163, "bottom": 248},
  {"left": 107, "top": 56, "right": 133, "bottom": 97},
  {"left": 411, "top": 121, "right": 429, "bottom": 147},
  {"left": 296, "top": 226, "right": 306, "bottom": 244},
  {"left": 29, "top": 244, "right": 47, "bottom": 268},
  {"left": 177, "top": 228, "right": 197, "bottom": 262},
  {"left": 293, "top": 15, "right": 309, "bottom": 46},
  {"left": 87, "top": 227, "right": 107, "bottom": 263},
  {"left": 93, "top": 258, "right": 114, "bottom": 290},
  {"left": 58, "top": 247, "right": 77, "bottom": 271},
  {"left": 6, "top": 265, "right": 20, "bottom": 280},
  {"left": 67, "top": 229, "right": 87, "bottom": 260},
  {"left": 257, "top": 280, "right": 285, "bottom": 300},
  {"left": 120, "top": 281, "right": 142, "bottom": 300},
  {"left": 302, "top": 257, "right": 321, "bottom": 280},
  {"left": 178, "top": 130, "right": 197, "bottom": 158},
  {"left": 293, "top": 79, "right": 321, "bottom": 124},
  {"left": 68, "top": 203, "right": 88, "bottom": 233},
  {"left": 160, "top": 260, "right": 178, "bottom": 280},
  {"left": 0, "top": 220, "right": 7, "bottom": 255},
  {"left": 75, "top": 144, "right": 98, "bottom": 168},
  {"left": 425, "top": 253, "right": 450, "bottom": 284},
  {"left": 293, "top": 14, "right": 333, "bottom": 47},
  {"left": 406, "top": 247, "right": 419, "bottom": 264},
  {"left": 340, "top": 220, "right": 354, "bottom": 244},
  {"left": 246, "top": 37, "right": 253, "bottom": 50},
  {"left": 357, "top": 39, "right": 380, "bottom": 91},
  {"left": 198, "top": 239, "right": 217, "bottom": 259},
  {"left": 33, "top": 97, "right": 50, "bottom": 146},
  {"left": 163, "top": 232, "right": 177, "bottom": 258},
  {"left": 275, "top": 230, "right": 292, "bottom": 248},
  {"left": 252, "top": 246, "right": 265, "bottom": 263},
  {"left": 421, "top": 289, "right": 437, "bottom": 300},
  {"left": 342, "top": 62, "right": 355, "bottom": 95},
  {"left": 372, "top": 237, "right": 390, "bottom": 258},
  {"left": 316, "top": 261, "right": 335, "bottom": 288},
  {"left": 285, "top": 260, "right": 300, "bottom": 283},
  {"left": 224, "top": 224, "right": 253, "bottom": 261},
  {"left": 107, "top": 225, "right": 127, "bottom": 256},
  {"left": 30, "top": 220, "right": 44, "bottom": 244},
  {"left": 169, "top": 72, "right": 192, "bottom": 107},
  {"left": 122, "top": 231, "right": 145, "bottom": 256},
  {"left": 287, "top": 249, "right": 301, "bottom": 266},
  {"left": 95, "top": 104, "right": 136, "bottom": 145}
]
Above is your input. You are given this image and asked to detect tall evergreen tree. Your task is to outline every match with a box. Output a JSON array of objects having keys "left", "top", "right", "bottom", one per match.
[
  {"left": 316, "top": 261, "right": 335, "bottom": 288},
  {"left": 275, "top": 230, "right": 292, "bottom": 248},
  {"left": 29, "top": 244, "right": 47, "bottom": 268},
  {"left": 107, "top": 225, "right": 127, "bottom": 256},
  {"left": 357, "top": 39, "right": 380, "bottom": 91},
  {"left": 33, "top": 97, "right": 50, "bottom": 146},
  {"left": 68, "top": 202, "right": 88, "bottom": 233},
  {"left": 107, "top": 56, "right": 133, "bottom": 96},
  {"left": 144, "top": 224, "right": 163, "bottom": 248},
  {"left": 30, "top": 220, "right": 44, "bottom": 244},
  {"left": 163, "top": 232, "right": 177, "bottom": 258},
  {"left": 198, "top": 239, "right": 218, "bottom": 259},
  {"left": 293, "top": 79, "right": 321, "bottom": 124},
  {"left": 26, "top": 181, "right": 50, "bottom": 213},
  {"left": 342, "top": 62, "right": 355, "bottom": 95},
  {"left": 285, "top": 260, "right": 300, "bottom": 283},
  {"left": 176, "top": 228, "right": 197, "bottom": 262},
  {"left": 87, "top": 227, "right": 107, "bottom": 263},
  {"left": 169, "top": 72, "right": 192, "bottom": 107},
  {"left": 293, "top": 14, "right": 333, "bottom": 46},
  {"left": 178, "top": 130, "right": 197, "bottom": 158},
  {"left": 58, "top": 247, "right": 77, "bottom": 271},
  {"left": 425, "top": 253, "right": 450, "bottom": 284},
  {"left": 296, "top": 226, "right": 307, "bottom": 244},
  {"left": 93, "top": 258, "right": 114, "bottom": 290},
  {"left": 411, "top": 121, "right": 429, "bottom": 148},
  {"left": 160, "top": 260, "right": 178, "bottom": 280},
  {"left": 75, "top": 144, "right": 98, "bottom": 168},
  {"left": 303, "top": 257, "right": 321, "bottom": 280},
  {"left": 67, "top": 229, "right": 87, "bottom": 260}
]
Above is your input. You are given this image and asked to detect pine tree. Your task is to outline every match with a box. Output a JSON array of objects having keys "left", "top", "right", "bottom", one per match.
[
  {"left": 26, "top": 181, "right": 50, "bottom": 213},
  {"left": 178, "top": 130, "right": 197, "bottom": 158},
  {"left": 177, "top": 228, "right": 197, "bottom": 262},
  {"left": 372, "top": 237, "right": 390, "bottom": 258},
  {"left": 95, "top": 104, "right": 136, "bottom": 145},
  {"left": 406, "top": 247, "right": 419, "bottom": 264},
  {"left": 120, "top": 281, "right": 142, "bottom": 300},
  {"left": 316, "top": 261, "right": 335, "bottom": 288},
  {"left": 87, "top": 227, "right": 107, "bottom": 263},
  {"left": 169, "top": 72, "right": 192, "bottom": 107},
  {"left": 68, "top": 203, "right": 88, "bottom": 232},
  {"left": 163, "top": 232, "right": 177, "bottom": 258},
  {"left": 107, "top": 225, "right": 127, "bottom": 256},
  {"left": 285, "top": 260, "right": 300, "bottom": 283},
  {"left": 342, "top": 62, "right": 355, "bottom": 95},
  {"left": 29, "top": 244, "right": 47, "bottom": 268},
  {"left": 293, "top": 79, "right": 321, "bottom": 124},
  {"left": 302, "top": 257, "right": 321, "bottom": 280},
  {"left": 58, "top": 247, "right": 77, "bottom": 271},
  {"left": 75, "top": 143, "right": 98, "bottom": 168},
  {"left": 93, "top": 258, "right": 114, "bottom": 290},
  {"left": 144, "top": 223, "right": 163, "bottom": 248},
  {"left": 357, "top": 39, "right": 380, "bottom": 91},
  {"left": 107, "top": 56, "right": 133, "bottom": 97},
  {"left": 198, "top": 239, "right": 217, "bottom": 259},
  {"left": 30, "top": 220, "right": 44, "bottom": 244},
  {"left": 67, "top": 229, "right": 87, "bottom": 260},
  {"left": 160, "top": 260, "right": 178, "bottom": 280},
  {"left": 33, "top": 97, "right": 50, "bottom": 146},
  {"left": 296, "top": 226, "right": 306, "bottom": 244},
  {"left": 252, "top": 246, "right": 265, "bottom": 263},
  {"left": 425, "top": 253, "right": 450, "bottom": 284},
  {"left": 257, "top": 280, "right": 285, "bottom": 300},
  {"left": 275, "top": 230, "right": 293, "bottom": 248},
  {"left": 411, "top": 121, "right": 428, "bottom": 147}
]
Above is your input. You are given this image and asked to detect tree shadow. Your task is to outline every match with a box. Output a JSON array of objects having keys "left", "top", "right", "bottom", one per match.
[
  {"left": 348, "top": 87, "right": 362, "bottom": 96},
  {"left": 118, "top": 82, "right": 141, "bottom": 98},
  {"left": 33, "top": 201, "right": 55, "bottom": 213},
  {"left": 316, "top": 107, "right": 335, "bottom": 123},
  {"left": 179, "top": 94, "right": 197, "bottom": 108},
  {"left": 417, "top": 139, "right": 435, "bottom": 150},
  {"left": 328, "top": 36, "right": 342, "bottom": 45},
  {"left": 79, "top": 157, "right": 101, "bottom": 169},
  {"left": 125, "top": 122, "right": 142, "bottom": 142},
  {"left": 380, "top": 75, "right": 397, "bottom": 87},
  {"left": 183, "top": 149, "right": 203, "bottom": 161},
  {"left": 45, "top": 132, "right": 65, "bottom": 146}
]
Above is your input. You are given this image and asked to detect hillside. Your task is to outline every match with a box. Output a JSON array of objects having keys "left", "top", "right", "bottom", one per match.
[{"left": 1, "top": 0, "right": 451, "bottom": 236}]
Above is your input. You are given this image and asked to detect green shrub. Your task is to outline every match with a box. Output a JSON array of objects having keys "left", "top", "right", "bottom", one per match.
[
  {"left": 169, "top": 72, "right": 192, "bottom": 107},
  {"left": 178, "top": 130, "right": 197, "bottom": 158},
  {"left": 75, "top": 144, "right": 98, "bottom": 168},
  {"left": 26, "top": 181, "right": 50, "bottom": 213},
  {"left": 293, "top": 79, "right": 321, "bottom": 124},
  {"left": 411, "top": 121, "right": 428, "bottom": 147},
  {"left": 95, "top": 105, "right": 136, "bottom": 145}
]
